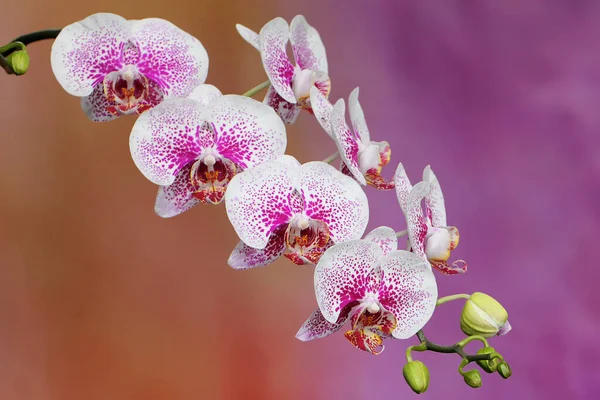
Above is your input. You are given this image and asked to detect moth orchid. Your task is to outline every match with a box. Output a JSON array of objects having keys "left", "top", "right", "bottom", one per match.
[
  {"left": 296, "top": 226, "right": 438, "bottom": 355},
  {"left": 236, "top": 15, "right": 329, "bottom": 124},
  {"left": 51, "top": 13, "right": 208, "bottom": 121},
  {"left": 129, "top": 85, "right": 287, "bottom": 217},
  {"left": 225, "top": 156, "right": 368, "bottom": 269},
  {"left": 394, "top": 163, "right": 467, "bottom": 275}
]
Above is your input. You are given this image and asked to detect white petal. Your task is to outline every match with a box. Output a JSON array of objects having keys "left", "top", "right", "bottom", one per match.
[
  {"left": 187, "top": 84, "right": 222, "bottom": 106},
  {"left": 348, "top": 87, "right": 371, "bottom": 144},
  {"left": 259, "top": 17, "right": 296, "bottom": 103},
  {"left": 394, "top": 162, "right": 413, "bottom": 216},
  {"left": 422, "top": 165, "right": 447, "bottom": 227},
  {"left": 290, "top": 15, "right": 328, "bottom": 73},
  {"left": 154, "top": 164, "right": 200, "bottom": 218},
  {"left": 309, "top": 86, "right": 334, "bottom": 139},
  {"left": 331, "top": 99, "right": 366, "bottom": 185},
  {"left": 363, "top": 226, "right": 398, "bottom": 256},
  {"left": 236, "top": 24, "right": 260, "bottom": 51}
]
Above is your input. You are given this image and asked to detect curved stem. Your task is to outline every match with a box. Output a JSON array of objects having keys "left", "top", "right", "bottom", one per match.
[
  {"left": 322, "top": 152, "right": 339, "bottom": 164},
  {"left": 2, "top": 29, "right": 61, "bottom": 74},
  {"left": 414, "top": 330, "right": 494, "bottom": 362},
  {"left": 395, "top": 229, "right": 408, "bottom": 238},
  {"left": 242, "top": 80, "right": 271, "bottom": 97},
  {"left": 436, "top": 293, "right": 470, "bottom": 306}
]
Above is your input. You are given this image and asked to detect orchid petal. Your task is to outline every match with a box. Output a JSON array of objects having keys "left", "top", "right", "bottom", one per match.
[
  {"left": 331, "top": 99, "right": 366, "bottom": 185},
  {"left": 348, "top": 87, "right": 370, "bottom": 143},
  {"left": 187, "top": 84, "right": 222, "bottom": 106},
  {"left": 315, "top": 240, "right": 382, "bottom": 323},
  {"left": 228, "top": 225, "right": 287, "bottom": 269},
  {"left": 210, "top": 95, "right": 286, "bottom": 169},
  {"left": 259, "top": 17, "right": 296, "bottom": 103},
  {"left": 276, "top": 154, "right": 302, "bottom": 168},
  {"left": 378, "top": 250, "right": 438, "bottom": 339},
  {"left": 430, "top": 259, "right": 467, "bottom": 275},
  {"left": 235, "top": 24, "right": 260, "bottom": 51},
  {"left": 129, "top": 98, "right": 212, "bottom": 186},
  {"left": 263, "top": 86, "right": 301, "bottom": 125},
  {"left": 363, "top": 226, "right": 398, "bottom": 256},
  {"left": 406, "top": 181, "right": 431, "bottom": 260},
  {"left": 290, "top": 15, "right": 328, "bottom": 73},
  {"left": 296, "top": 305, "right": 356, "bottom": 341},
  {"left": 300, "top": 162, "right": 369, "bottom": 243},
  {"left": 225, "top": 158, "right": 299, "bottom": 249},
  {"left": 309, "top": 86, "right": 334, "bottom": 139},
  {"left": 80, "top": 84, "right": 119, "bottom": 122},
  {"left": 51, "top": 13, "right": 130, "bottom": 96},
  {"left": 154, "top": 164, "right": 199, "bottom": 218},
  {"left": 422, "top": 165, "right": 447, "bottom": 227},
  {"left": 394, "top": 162, "right": 413, "bottom": 216},
  {"left": 131, "top": 18, "right": 208, "bottom": 98}
]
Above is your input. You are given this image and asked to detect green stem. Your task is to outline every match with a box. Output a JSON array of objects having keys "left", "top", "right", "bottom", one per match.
[
  {"left": 242, "top": 80, "right": 271, "bottom": 97},
  {"left": 2, "top": 29, "right": 61, "bottom": 74},
  {"left": 395, "top": 229, "right": 408, "bottom": 238},
  {"left": 323, "top": 152, "right": 339, "bottom": 164},
  {"left": 436, "top": 293, "right": 470, "bottom": 306},
  {"left": 414, "top": 330, "right": 495, "bottom": 363}
]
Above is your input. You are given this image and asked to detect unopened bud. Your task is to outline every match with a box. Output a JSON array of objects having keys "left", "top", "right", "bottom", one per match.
[
  {"left": 476, "top": 347, "right": 500, "bottom": 373},
  {"left": 463, "top": 370, "right": 482, "bottom": 388},
  {"left": 460, "top": 292, "right": 510, "bottom": 338},
  {"left": 402, "top": 360, "right": 430, "bottom": 394},
  {"left": 497, "top": 361, "right": 512, "bottom": 379},
  {"left": 6, "top": 49, "right": 29, "bottom": 75}
]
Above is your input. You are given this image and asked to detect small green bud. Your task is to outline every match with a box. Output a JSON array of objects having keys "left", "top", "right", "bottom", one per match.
[
  {"left": 460, "top": 292, "right": 510, "bottom": 338},
  {"left": 497, "top": 362, "right": 512, "bottom": 379},
  {"left": 463, "top": 370, "right": 482, "bottom": 388},
  {"left": 6, "top": 49, "right": 30, "bottom": 75},
  {"left": 402, "top": 360, "right": 430, "bottom": 394},
  {"left": 476, "top": 347, "right": 500, "bottom": 373}
]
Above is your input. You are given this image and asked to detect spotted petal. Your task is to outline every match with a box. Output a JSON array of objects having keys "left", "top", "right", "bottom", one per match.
[
  {"left": 187, "top": 84, "right": 222, "bottom": 106},
  {"left": 296, "top": 305, "right": 355, "bottom": 341},
  {"left": 51, "top": 13, "right": 130, "bottom": 96},
  {"left": 228, "top": 225, "right": 287, "bottom": 269},
  {"left": 236, "top": 24, "right": 260, "bottom": 51},
  {"left": 263, "top": 86, "right": 301, "bottom": 125},
  {"left": 259, "top": 17, "right": 296, "bottom": 103},
  {"left": 363, "top": 226, "right": 398, "bottom": 256},
  {"left": 394, "top": 162, "right": 413, "bottom": 216},
  {"left": 225, "top": 158, "right": 300, "bottom": 249},
  {"left": 154, "top": 164, "right": 199, "bottom": 218},
  {"left": 422, "top": 165, "right": 447, "bottom": 227},
  {"left": 289, "top": 15, "right": 328, "bottom": 73},
  {"left": 378, "top": 250, "right": 438, "bottom": 339},
  {"left": 309, "top": 86, "right": 334, "bottom": 139},
  {"left": 129, "top": 98, "right": 213, "bottom": 186},
  {"left": 131, "top": 18, "right": 208, "bottom": 98},
  {"left": 300, "top": 162, "right": 369, "bottom": 243},
  {"left": 348, "top": 87, "right": 370, "bottom": 144},
  {"left": 332, "top": 99, "right": 366, "bottom": 185},
  {"left": 80, "top": 83, "right": 119, "bottom": 122},
  {"left": 315, "top": 240, "right": 381, "bottom": 323},
  {"left": 406, "top": 181, "right": 431, "bottom": 260}
]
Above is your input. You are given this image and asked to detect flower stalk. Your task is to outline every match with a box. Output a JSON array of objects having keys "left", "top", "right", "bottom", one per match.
[{"left": 241, "top": 79, "right": 271, "bottom": 97}]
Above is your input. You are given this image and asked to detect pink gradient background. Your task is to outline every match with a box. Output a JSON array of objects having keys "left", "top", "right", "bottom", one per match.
[{"left": 1, "top": 1, "right": 598, "bottom": 399}]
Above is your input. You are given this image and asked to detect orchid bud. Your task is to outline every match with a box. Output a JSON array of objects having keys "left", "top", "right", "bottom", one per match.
[
  {"left": 497, "top": 362, "right": 512, "bottom": 379},
  {"left": 6, "top": 49, "right": 29, "bottom": 75},
  {"left": 402, "top": 360, "right": 430, "bottom": 394},
  {"left": 463, "top": 370, "right": 482, "bottom": 388},
  {"left": 460, "top": 292, "right": 510, "bottom": 338},
  {"left": 476, "top": 347, "right": 500, "bottom": 373}
]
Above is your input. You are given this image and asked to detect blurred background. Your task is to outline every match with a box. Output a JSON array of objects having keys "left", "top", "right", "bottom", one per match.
[{"left": 1, "top": 0, "right": 598, "bottom": 399}]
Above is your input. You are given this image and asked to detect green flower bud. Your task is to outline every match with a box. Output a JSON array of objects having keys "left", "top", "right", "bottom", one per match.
[
  {"left": 476, "top": 347, "right": 500, "bottom": 373},
  {"left": 402, "top": 360, "right": 430, "bottom": 394},
  {"left": 463, "top": 370, "right": 482, "bottom": 388},
  {"left": 497, "top": 362, "right": 512, "bottom": 379},
  {"left": 460, "top": 292, "right": 510, "bottom": 338},
  {"left": 6, "top": 49, "right": 30, "bottom": 75}
]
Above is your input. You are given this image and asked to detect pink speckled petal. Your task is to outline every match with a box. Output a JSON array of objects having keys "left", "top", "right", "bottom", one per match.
[
  {"left": 348, "top": 87, "right": 371, "bottom": 144},
  {"left": 236, "top": 24, "right": 260, "bottom": 51},
  {"left": 309, "top": 86, "right": 334, "bottom": 139},
  {"left": 187, "top": 84, "right": 222, "bottom": 106},
  {"left": 363, "top": 226, "right": 398, "bottom": 256},
  {"left": 263, "top": 86, "right": 301, "bottom": 125},
  {"left": 378, "top": 250, "right": 438, "bottom": 339},
  {"left": 290, "top": 15, "right": 328, "bottom": 73},
  {"left": 296, "top": 305, "right": 356, "bottom": 341},
  {"left": 315, "top": 240, "right": 382, "bottom": 323},
  {"left": 80, "top": 83, "right": 119, "bottom": 122},
  {"left": 154, "top": 164, "right": 199, "bottom": 218},
  {"left": 228, "top": 225, "right": 287, "bottom": 269},
  {"left": 406, "top": 181, "right": 431, "bottom": 261},
  {"left": 422, "top": 165, "right": 447, "bottom": 227},
  {"left": 225, "top": 158, "right": 299, "bottom": 249},
  {"left": 332, "top": 99, "right": 366, "bottom": 185},
  {"left": 300, "top": 162, "right": 369, "bottom": 243},
  {"left": 259, "top": 17, "right": 296, "bottom": 103},
  {"left": 51, "top": 13, "right": 129, "bottom": 96},
  {"left": 129, "top": 98, "right": 212, "bottom": 186},
  {"left": 211, "top": 95, "right": 287, "bottom": 169},
  {"left": 132, "top": 18, "right": 208, "bottom": 98},
  {"left": 394, "top": 162, "right": 413, "bottom": 216}
]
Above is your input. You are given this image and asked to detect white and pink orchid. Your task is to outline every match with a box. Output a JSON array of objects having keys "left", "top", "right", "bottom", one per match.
[
  {"left": 51, "top": 13, "right": 208, "bottom": 121},
  {"left": 129, "top": 84, "right": 287, "bottom": 217},
  {"left": 236, "top": 15, "right": 330, "bottom": 124},
  {"left": 225, "top": 156, "right": 369, "bottom": 268},
  {"left": 395, "top": 163, "right": 467, "bottom": 275},
  {"left": 296, "top": 226, "right": 438, "bottom": 355},
  {"left": 312, "top": 86, "right": 394, "bottom": 190}
]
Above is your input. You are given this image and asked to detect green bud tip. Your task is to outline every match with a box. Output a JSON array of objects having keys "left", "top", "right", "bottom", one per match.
[
  {"left": 463, "top": 370, "right": 482, "bottom": 388},
  {"left": 6, "top": 49, "right": 30, "bottom": 75},
  {"left": 460, "top": 292, "right": 510, "bottom": 338},
  {"left": 497, "top": 362, "right": 512, "bottom": 379},
  {"left": 402, "top": 360, "right": 430, "bottom": 394},
  {"left": 476, "top": 347, "right": 500, "bottom": 373}
]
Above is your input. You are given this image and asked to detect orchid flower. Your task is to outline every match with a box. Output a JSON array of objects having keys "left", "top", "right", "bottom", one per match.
[
  {"left": 51, "top": 13, "right": 208, "bottom": 121},
  {"left": 296, "top": 226, "right": 438, "bottom": 355},
  {"left": 129, "top": 84, "right": 287, "bottom": 217},
  {"left": 225, "top": 156, "right": 368, "bottom": 268},
  {"left": 312, "top": 86, "right": 394, "bottom": 189},
  {"left": 236, "top": 15, "right": 329, "bottom": 124},
  {"left": 394, "top": 163, "right": 467, "bottom": 275}
]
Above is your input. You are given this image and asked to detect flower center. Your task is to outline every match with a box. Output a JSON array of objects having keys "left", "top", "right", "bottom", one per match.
[
  {"left": 103, "top": 65, "right": 149, "bottom": 114},
  {"left": 189, "top": 154, "right": 237, "bottom": 204},
  {"left": 344, "top": 307, "right": 397, "bottom": 355},
  {"left": 291, "top": 68, "right": 331, "bottom": 111},
  {"left": 283, "top": 216, "right": 331, "bottom": 265}
]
